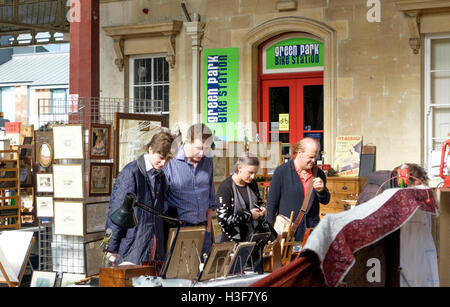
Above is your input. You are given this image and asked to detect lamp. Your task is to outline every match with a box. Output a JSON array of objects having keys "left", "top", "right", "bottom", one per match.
[
  {"left": 109, "top": 192, "right": 182, "bottom": 278},
  {"left": 110, "top": 193, "right": 138, "bottom": 229}
]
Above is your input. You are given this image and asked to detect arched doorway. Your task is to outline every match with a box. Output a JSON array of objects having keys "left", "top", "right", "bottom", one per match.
[
  {"left": 258, "top": 33, "right": 324, "bottom": 158},
  {"left": 243, "top": 17, "right": 336, "bottom": 163}
]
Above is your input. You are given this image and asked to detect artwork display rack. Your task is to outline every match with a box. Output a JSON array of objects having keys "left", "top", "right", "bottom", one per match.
[{"left": 36, "top": 97, "right": 164, "bottom": 277}]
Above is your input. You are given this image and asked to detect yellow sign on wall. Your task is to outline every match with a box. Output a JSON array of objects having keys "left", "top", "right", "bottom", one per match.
[{"left": 279, "top": 113, "right": 289, "bottom": 131}]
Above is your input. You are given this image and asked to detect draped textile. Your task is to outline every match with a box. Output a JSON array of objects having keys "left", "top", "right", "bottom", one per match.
[{"left": 250, "top": 187, "right": 438, "bottom": 287}]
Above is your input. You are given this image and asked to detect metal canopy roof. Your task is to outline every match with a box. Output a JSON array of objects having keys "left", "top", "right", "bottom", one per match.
[{"left": 0, "top": 0, "right": 70, "bottom": 48}]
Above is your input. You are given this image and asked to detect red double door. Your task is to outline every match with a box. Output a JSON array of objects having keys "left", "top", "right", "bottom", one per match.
[{"left": 260, "top": 72, "right": 324, "bottom": 146}]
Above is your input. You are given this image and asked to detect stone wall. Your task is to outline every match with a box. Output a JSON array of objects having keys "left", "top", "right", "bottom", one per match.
[{"left": 99, "top": 0, "right": 449, "bottom": 170}]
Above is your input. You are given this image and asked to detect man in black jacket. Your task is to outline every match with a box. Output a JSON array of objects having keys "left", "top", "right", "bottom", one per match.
[{"left": 267, "top": 137, "right": 330, "bottom": 242}]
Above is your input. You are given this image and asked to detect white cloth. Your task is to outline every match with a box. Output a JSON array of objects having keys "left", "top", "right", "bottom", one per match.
[{"left": 400, "top": 210, "right": 440, "bottom": 287}]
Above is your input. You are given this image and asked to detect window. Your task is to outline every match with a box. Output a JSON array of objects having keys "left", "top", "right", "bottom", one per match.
[
  {"left": 51, "top": 88, "right": 68, "bottom": 114},
  {"left": 424, "top": 35, "right": 450, "bottom": 178},
  {"left": 129, "top": 55, "right": 169, "bottom": 123}
]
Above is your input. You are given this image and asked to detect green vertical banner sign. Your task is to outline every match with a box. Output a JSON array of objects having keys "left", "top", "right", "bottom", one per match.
[{"left": 203, "top": 47, "right": 239, "bottom": 141}]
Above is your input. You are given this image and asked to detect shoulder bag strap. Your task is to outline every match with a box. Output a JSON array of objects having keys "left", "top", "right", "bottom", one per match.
[{"left": 290, "top": 165, "right": 318, "bottom": 237}]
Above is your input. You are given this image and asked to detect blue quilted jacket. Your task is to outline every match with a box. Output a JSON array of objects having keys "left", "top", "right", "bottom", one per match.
[{"left": 105, "top": 154, "right": 167, "bottom": 264}]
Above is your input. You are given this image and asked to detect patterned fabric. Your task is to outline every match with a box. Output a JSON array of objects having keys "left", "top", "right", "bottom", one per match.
[
  {"left": 301, "top": 187, "right": 438, "bottom": 287},
  {"left": 163, "top": 144, "right": 215, "bottom": 224},
  {"left": 216, "top": 176, "right": 261, "bottom": 242}
]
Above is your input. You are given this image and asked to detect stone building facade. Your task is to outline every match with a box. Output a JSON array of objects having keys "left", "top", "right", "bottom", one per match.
[{"left": 99, "top": 0, "right": 450, "bottom": 181}]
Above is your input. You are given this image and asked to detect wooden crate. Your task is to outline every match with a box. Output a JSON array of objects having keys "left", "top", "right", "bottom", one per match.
[{"left": 99, "top": 265, "right": 156, "bottom": 287}]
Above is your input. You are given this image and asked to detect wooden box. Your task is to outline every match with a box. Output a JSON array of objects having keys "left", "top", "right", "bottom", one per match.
[{"left": 99, "top": 265, "right": 156, "bottom": 287}]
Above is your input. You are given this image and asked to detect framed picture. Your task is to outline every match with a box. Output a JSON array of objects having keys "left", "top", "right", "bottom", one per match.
[
  {"left": 85, "top": 202, "right": 109, "bottom": 233},
  {"left": 36, "top": 173, "right": 53, "bottom": 193},
  {"left": 88, "top": 163, "right": 113, "bottom": 196},
  {"left": 84, "top": 239, "right": 104, "bottom": 276},
  {"left": 30, "top": 271, "right": 57, "bottom": 287},
  {"left": 198, "top": 242, "right": 235, "bottom": 281},
  {"left": 53, "top": 164, "right": 84, "bottom": 199},
  {"left": 211, "top": 212, "right": 223, "bottom": 244},
  {"left": 37, "top": 142, "right": 53, "bottom": 168},
  {"left": 54, "top": 201, "right": 84, "bottom": 236},
  {"left": 114, "top": 112, "right": 166, "bottom": 177},
  {"left": 36, "top": 197, "right": 54, "bottom": 217},
  {"left": 35, "top": 130, "right": 53, "bottom": 165},
  {"left": 61, "top": 273, "right": 86, "bottom": 287},
  {"left": 163, "top": 226, "right": 206, "bottom": 280},
  {"left": 52, "top": 124, "right": 84, "bottom": 160},
  {"left": 226, "top": 242, "right": 256, "bottom": 276},
  {"left": 89, "top": 124, "right": 111, "bottom": 159}
]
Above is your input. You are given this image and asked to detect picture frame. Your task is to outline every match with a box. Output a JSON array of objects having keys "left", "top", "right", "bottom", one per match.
[
  {"left": 35, "top": 130, "right": 53, "bottom": 166},
  {"left": 198, "top": 242, "right": 235, "bottom": 281},
  {"left": 88, "top": 124, "right": 111, "bottom": 159},
  {"left": 54, "top": 201, "right": 84, "bottom": 236},
  {"left": 163, "top": 226, "right": 206, "bottom": 280},
  {"left": 53, "top": 164, "right": 84, "bottom": 199},
  {"left": 85, "top": 202, "right": 109, "bottom": 233},
  {"left": 36, "top": 196, "right": 54, "bottom": 217},
  {"left": 226, "top": 242, "right": 256, "bottom": 276},
  {"left": 114, "top": 112, "right": 167, "bottom": 177},
  {"left": 84, "top": 239, "right": 104, "bottom": 276},
  {"left": 37, "top": 142, "right": 53, "bottom": 168},
  {"left": 88, "top": 163, "right": 113, "bottom": 196},
  {"left": 211, "top": 212, "right": 223, "bottom": 244},
  {"left": 60, "top": 273, "right": 86, "bottom": 287},
  {"left": 52, "top": 124, "right": 84, "bottom": 160},
  {"left": 36, "top": 173, "right": 53, "bottom": 193},
  {"left": 30, "top": 270, "right": 57, "bottom": 287}
]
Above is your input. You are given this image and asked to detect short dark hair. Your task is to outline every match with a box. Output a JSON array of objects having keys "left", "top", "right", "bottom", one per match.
[
  {"left": 146, "top": 131, "right": 175, "bottom": 159},
  {"left": 185, "top": 123, "right": 212, "bottom": 143},
  {"left": 234, "top": 152, "right": 260, "bottom": 174}
]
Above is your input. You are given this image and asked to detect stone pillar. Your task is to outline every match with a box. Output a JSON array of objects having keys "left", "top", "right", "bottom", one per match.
[{"left": 185, "top": 15, "right": 205, "bottom": 124}]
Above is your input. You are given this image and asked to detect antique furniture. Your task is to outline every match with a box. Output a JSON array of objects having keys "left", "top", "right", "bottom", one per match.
[{"left": 320, "top": 176, "right": 368, "bottom": 218}]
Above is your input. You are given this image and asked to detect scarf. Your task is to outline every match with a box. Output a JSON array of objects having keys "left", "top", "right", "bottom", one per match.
[{"left": 231, "top": 181, "right": 259, "bottom": 241}]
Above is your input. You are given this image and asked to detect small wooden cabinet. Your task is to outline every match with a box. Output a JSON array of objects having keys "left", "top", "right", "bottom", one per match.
[{"left": 320, "top": 176, "right": 368, "bottom": 218}]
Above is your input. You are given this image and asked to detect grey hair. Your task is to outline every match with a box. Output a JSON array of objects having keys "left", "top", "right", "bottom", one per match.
[{"left": 234, "top": 152, "right": 260, "bottom": 174}]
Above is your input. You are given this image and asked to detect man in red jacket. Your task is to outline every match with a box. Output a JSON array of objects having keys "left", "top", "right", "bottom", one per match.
[{"left": 267, "top": 137, "right": 330, "bottom": 242}]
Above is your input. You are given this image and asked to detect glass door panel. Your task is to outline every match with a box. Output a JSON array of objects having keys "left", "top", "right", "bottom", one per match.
[{"left": 269, "top": 86, "right": 290, "bottom": 143}]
